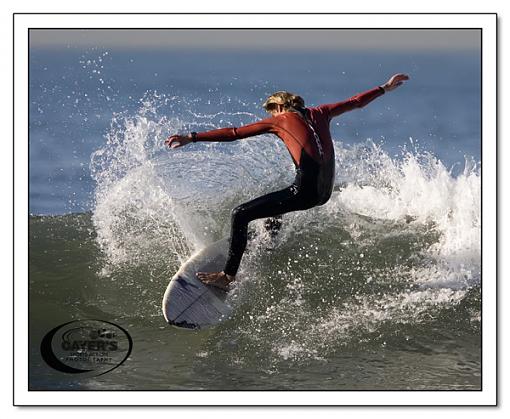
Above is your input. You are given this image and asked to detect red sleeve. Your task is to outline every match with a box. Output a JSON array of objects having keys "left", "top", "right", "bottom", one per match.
[
  {"left": 195, "top": 118, "right": 276, "bottom": 142},
  {"left": 318, "top": 86, "right": 385, "bottom": 119}
]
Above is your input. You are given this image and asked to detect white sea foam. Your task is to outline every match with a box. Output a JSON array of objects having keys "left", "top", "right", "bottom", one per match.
[
  {"left": 90, "top": 99, "right": 195, "bottom": 270},
  {"left": 332, "top": 141, "right": 481, "bottom": 288}
]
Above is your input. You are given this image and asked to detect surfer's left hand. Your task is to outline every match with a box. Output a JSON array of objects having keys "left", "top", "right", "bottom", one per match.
[
  {"left": 382, "top": 73, "right": 410, "bottom": 92},
  {"left": 165, "top": 134, "right": 192, "bottom": 149}
]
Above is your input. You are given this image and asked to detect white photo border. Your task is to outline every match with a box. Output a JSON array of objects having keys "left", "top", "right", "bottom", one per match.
[{"left": 14, "top": 13, "right": 497, "bottom": 406}]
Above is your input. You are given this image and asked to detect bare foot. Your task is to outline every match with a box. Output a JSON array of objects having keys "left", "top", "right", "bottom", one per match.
[{"left": 196, "top": 271, "right": 235, "bottom": 291}]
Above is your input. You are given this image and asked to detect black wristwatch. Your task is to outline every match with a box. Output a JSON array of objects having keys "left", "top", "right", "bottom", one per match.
[{"left": 190, "top": 132, "right": 198, "bottom": 142}]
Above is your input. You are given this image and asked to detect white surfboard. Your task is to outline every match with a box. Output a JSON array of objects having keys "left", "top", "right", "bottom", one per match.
[{"left": 162, "top": 237, "right": 233, "bottom": 329}]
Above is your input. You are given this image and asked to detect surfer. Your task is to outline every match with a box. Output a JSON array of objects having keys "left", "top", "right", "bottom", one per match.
[{"left": 166, "top": 73, "right": 409, "bottom": 290}]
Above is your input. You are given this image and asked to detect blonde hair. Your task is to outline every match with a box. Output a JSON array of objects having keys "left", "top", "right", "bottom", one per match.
[{"left": 262, "top": 91, "right": 305, "bottom": 112}]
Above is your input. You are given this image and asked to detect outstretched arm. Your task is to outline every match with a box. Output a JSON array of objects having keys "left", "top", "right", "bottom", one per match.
[
  {"left": 320, "top": 73, "right": 409, "bottom": 118},
  {"left": 165, "top": 118, "right": 276, "bottom": 149}
]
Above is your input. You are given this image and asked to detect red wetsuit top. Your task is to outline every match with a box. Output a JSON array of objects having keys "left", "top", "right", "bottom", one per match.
[{"left": 194, "top": 86, "right": 385, "bottom": 166}]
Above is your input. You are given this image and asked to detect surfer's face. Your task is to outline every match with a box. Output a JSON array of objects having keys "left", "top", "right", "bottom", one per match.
[{"left": 268, "top": 104, "right": 287, "bottom": 116}]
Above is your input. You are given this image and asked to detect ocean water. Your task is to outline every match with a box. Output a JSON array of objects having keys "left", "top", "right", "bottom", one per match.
[{"left": 29, "top": 47, "right": 481, "bottom": 390}]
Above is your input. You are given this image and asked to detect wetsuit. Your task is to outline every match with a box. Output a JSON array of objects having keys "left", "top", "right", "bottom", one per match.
[{"left": 193, "top": 86, "right": 385, "bottom": 276}]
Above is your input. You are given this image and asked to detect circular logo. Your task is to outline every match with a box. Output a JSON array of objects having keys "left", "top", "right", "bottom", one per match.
[{"left": 40, "top": 319, "right": 133, "bottom": 376}]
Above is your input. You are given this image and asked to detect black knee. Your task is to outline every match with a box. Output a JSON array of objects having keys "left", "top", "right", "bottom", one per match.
[
  {"left": 316, "top": 196, "right": 330, "bottom": 207},
  {"left": 231, "top": 204, "right": 248, "bottom": 226},
  {"left": 231, "top": 204, "right": 243, "bottom": 219},
  {"left": 317, "top": 190, "right": 333, "bottom": 206}
]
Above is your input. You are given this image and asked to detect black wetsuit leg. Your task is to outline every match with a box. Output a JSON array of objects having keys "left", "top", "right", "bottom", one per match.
[
  {"left": 223, "top": 151, "right": 335, "bottom": 277},
  {"left": 223, "top": 185, "right": 316, "bottom": 276}
]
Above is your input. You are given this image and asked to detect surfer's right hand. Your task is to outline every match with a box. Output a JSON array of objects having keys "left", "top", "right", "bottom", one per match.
[
  {"left": 381, "top": 73, "right": 409, "bottom": 92},
  {"left": 165, "top": 134, "right": 192, "bottom": 149}
]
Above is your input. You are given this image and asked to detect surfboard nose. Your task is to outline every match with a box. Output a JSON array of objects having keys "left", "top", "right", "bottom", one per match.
[{"left": 161, "top": 238, "right": 233, "bottom": 330}]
